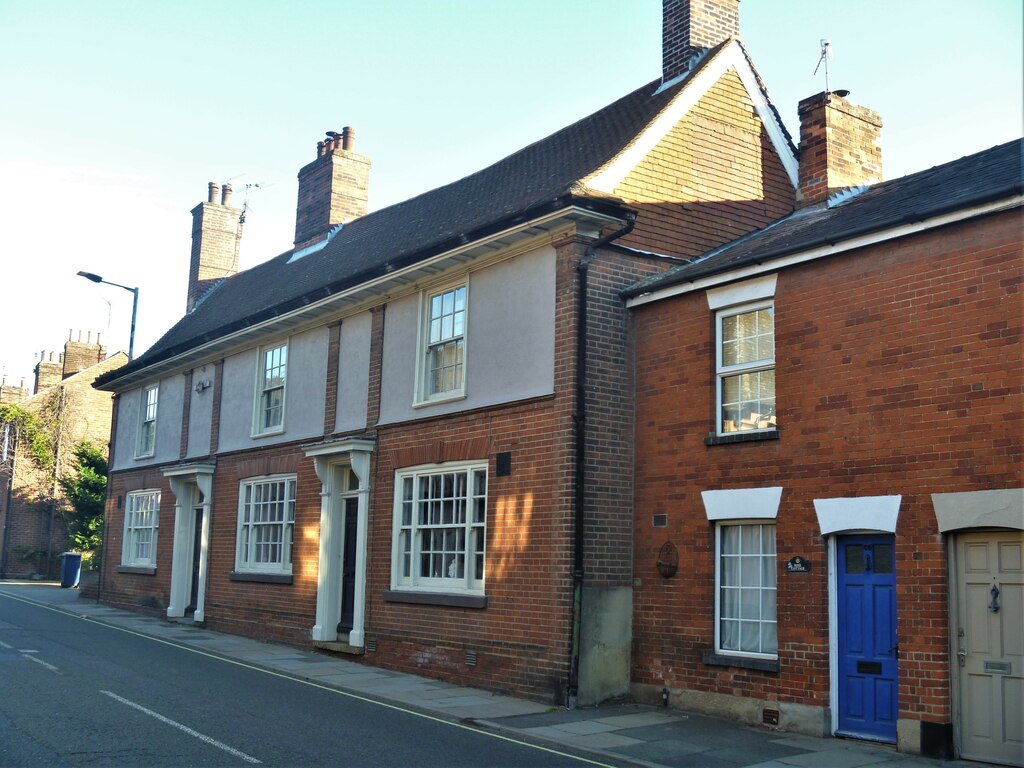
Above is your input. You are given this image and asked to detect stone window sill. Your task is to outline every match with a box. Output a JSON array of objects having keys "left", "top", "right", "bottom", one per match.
[
  {"left": 229, "top": 571, "right": 293, "bottom": 584},
  {"left": 705, "top": 429, "right": 780, "bottom": 447},
  {"left": 116, "top": 565, "right": 156, "bottom": 575},
  {"left": 702, "top": 650, "right": 779, "bottom": 673},
  {"left": 384, "top": 590, "right": 487, "bottom": 609}
]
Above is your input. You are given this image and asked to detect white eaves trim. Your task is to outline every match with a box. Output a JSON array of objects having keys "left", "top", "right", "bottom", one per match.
[
  {"left": 626, "top": 195, "right": 1024, "bottom": 309},
  {"left": 586, "top": 41, "right": 798, "bottom": 193}
]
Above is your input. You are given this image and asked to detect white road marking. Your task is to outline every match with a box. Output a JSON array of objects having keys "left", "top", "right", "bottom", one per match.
[
  {"left": 23, "top": 654, "right": 59, "bottom": 672},
  {"left": 0, "top": 640, "right": 12, "bottom": 649},
  {"left": 19, "top": 648, "right": 38, "bottom": 653},
  {"left": 0, "top": 589, "right": 612, "bottom": 768},
  {"left": 100, "top": 690, "right": 261, "bottom": 764}
]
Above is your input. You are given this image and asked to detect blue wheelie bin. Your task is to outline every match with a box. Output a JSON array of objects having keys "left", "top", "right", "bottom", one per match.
[{"left": 59, "top": 552, "right": 82, "bottom": 588}]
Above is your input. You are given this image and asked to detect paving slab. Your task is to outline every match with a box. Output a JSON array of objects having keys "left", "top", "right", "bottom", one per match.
[
  {"left": 546, "top": 720, "right": 623, "bottom": 736},
  {"left": 779, "top": 748, "right": 895, "bottom": 768},
  {"left": 548, "top": 731, "right": 646, "bottom": 750},
  {"left": 595, "top": 712, "right": 684, "bottom": 729}
]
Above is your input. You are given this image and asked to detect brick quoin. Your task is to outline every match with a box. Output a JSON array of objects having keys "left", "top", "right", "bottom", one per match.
[{"left": 631, "top": 210, "right": 1022, "bottom": 730}]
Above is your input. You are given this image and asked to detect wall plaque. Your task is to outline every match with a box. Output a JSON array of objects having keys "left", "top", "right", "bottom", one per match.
[{"left": 786, "top": 556, "right": 811, "bottom": 573}]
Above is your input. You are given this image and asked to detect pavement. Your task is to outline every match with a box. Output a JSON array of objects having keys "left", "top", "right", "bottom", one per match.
[{"left": 0, "top": 580, "right": 989, "bottom": 768}]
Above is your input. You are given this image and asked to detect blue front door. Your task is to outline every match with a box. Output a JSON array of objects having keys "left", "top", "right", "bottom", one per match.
[{"left": 837, "top": 534, "right": 898, "bottom": 742}]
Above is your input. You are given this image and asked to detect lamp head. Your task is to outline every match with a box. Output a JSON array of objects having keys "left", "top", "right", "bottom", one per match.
[{"left": 77, "top": 271, "right": 103, "bottom": 283}]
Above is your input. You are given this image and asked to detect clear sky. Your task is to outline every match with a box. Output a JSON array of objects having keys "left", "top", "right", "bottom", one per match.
[{"left": 1, "top": 0, "right": 1021, "bottom": 392}]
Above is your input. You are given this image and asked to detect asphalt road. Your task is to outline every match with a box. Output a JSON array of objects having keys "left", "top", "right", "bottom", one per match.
[{"left": 0, "top": 593, "right": 596, "bottom": 767}]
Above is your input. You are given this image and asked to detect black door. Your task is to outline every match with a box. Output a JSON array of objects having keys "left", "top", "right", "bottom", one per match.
[
  {"left": 186, "top": 507, "right": 203, "bottom": 615},
  {"left": 337, "top": 497, "right": 359, "bottom": 633}
]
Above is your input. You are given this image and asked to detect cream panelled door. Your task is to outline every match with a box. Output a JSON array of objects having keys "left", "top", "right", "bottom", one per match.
[{"left": 955, "top": 531, "right": 1024, "bottom": 766}]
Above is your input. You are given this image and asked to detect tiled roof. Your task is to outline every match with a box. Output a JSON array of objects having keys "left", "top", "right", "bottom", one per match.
[
  {"left": 625, "top": 138, "right": 1023, "bottom": 297},
  {"left": 118, "top": 65, "right": 710, "bottom": 378}
]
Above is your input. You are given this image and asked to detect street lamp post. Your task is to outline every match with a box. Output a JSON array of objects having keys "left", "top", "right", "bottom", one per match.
[{"left": 77, "top": 271, "right": 139, "bottom": 360}]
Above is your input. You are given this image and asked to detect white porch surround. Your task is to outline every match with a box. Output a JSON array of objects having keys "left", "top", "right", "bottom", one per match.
[
  {"left": 814, "top": 495, "right": 901, "bottom": 535},
  {"left": 303, "top": 438, "right": 375, "bottom": 645},
  {"left": 701, "top": 486, "right": 782, "bottom": 520},
  {"left": 931, "top": 488, "right": 1024, "bottom": 532},
  {"left": 162, "top": 463, "right": 215, "bottom": 621}
]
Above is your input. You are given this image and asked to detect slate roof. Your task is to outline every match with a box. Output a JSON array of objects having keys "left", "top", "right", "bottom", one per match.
[{"left": 624, "top": 138, "right": 1024, "bottom": 298}]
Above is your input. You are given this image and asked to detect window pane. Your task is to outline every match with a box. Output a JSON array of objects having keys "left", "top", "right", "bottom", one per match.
[
  {"left": 874, "top": 544, "right": 894, "bottom": 574},
  {"left": 740, "top": 621, "right": 759, "bottom": 651},
  {"left": 721, "top": 554, "right": 739, "bottom": 587},
  {"left": 846, "top": 545, "right": 865, "bottom": 574},
  {"left": 721, "top": 525, "right": 740, "bottom": 552},
  {"left": 721, "top": 619, "right": 740, "bottom": 650},
  {"left": 721, "top": 587, "right": 739, "bottom": 619}
]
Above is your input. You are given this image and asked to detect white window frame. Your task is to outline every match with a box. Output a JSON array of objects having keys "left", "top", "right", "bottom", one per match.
[
  {"left": 415, "top": 280, "right": 468, "bottom": 405},
  {"left": 135, "top": 384, "right": 158, "bottom": 458},
  {"left": 253, "top": 342, "right": 287, "bottom": 436},
  {"left": 121, "top": 489, "right": 160, "bottom": 567},
  {"left": 391, "top": 461, "right": 487, "bottom": 595},
  {"left": 235, "top": 474, "right": 297, "bottom": 575},
  {"left": 714, "top": 520, "right": 777, "bottom": 659},
  {"left": 715, "top": 300, "right": 775, "bottom": 435}
]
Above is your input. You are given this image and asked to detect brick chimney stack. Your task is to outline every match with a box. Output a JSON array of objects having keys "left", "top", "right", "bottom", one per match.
[
  {"left": 0, "top": 377, "right": 27, "bottom": 405},
  {"left": 62, "top": 330, "right": 105, "bottom": 378},
  {"left": 662, "top": 0, "right": 740, "bottom": 84},
  {"left": 796, "top": 90, "right": 883, "bottom": 208},
  {"left": 34, "top": 352, "right": 62, "bottom": 393},
  {"left": 293, "top": 126, "right": 370, "bottom": 248},
  {"left": 188, "top": 183, "right": 244, "bottom": 312}
]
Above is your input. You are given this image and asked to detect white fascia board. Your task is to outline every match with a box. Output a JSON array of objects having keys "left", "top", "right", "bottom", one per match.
[
  {"left": 586, "top": 41, "right": 798, "bottom": 194},
  {"left": 626, "top": 196, "right": 1024, "bottom": 309}
]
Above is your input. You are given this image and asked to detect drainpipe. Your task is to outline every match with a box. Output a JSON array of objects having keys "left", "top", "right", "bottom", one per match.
[
  {"left": 566, "top": 211, "right": 636, "bottom": 709},
  {"left": 0, "top": 424, "right": 17, "bottom": 577}
]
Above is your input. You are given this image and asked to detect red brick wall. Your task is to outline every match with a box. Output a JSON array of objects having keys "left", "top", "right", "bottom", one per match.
[
  {"left": 101, "top": 469, "right": 173, "bottom": 613},
  {"left": 367, "top": 396, "right": 575, "bottom": 702},
  {"left": 631, "top": 211, "right": 1023, "bottom": 722},
  {"left": 582, "top": 250, "right": 672, "bottom": 585}
]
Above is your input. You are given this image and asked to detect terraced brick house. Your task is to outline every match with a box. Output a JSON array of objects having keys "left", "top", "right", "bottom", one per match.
[
  {"left": 1, "top": 334, "right": 126, "bottom": 578},
  {"left": 94, "top": 0, "right": 798, "bottom": 706},
  {"left": 626, "top": 83, "right": 1022, "bottom": 763}
]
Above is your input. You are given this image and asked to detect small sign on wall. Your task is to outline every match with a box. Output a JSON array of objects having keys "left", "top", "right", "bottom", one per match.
[{"left": 786, "top": 556, "right": 811, "bottom": 573}]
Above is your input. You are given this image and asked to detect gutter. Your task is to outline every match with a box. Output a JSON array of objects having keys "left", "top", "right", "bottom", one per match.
[{"left": 566, "top": 211, "right": 636, "bottom": 709}]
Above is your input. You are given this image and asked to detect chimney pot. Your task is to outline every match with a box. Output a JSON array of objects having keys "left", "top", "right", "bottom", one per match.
[
  {"left": 294, "top": 125, "right": 370, "bottom": 246},
  {"left": 188, "top": 178, "right": 244, "bottom": 311}
]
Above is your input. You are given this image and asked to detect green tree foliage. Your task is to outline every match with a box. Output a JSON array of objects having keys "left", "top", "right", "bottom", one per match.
[
  {"left": 0, "top": 403, "right": 55, "bottom": 469},
  {"left": 59, "top": 441, "right": 108, "bottom": 568}
]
